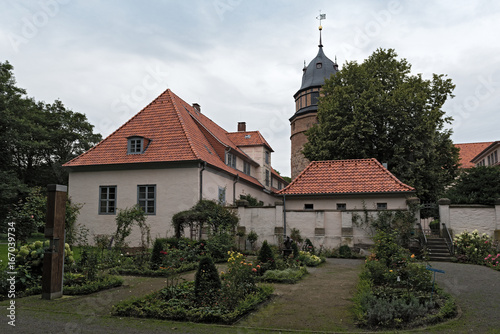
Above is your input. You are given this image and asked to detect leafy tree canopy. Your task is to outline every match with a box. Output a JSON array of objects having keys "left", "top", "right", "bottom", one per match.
[
  {"left": 444, "top": 166, "right": 500, "bottom": 205},
  {"left": 303, "top": 49, "right": 460, "bottom": 202},
  {"left": 0, "top": 61, "right": 102, "bottom": 222}
]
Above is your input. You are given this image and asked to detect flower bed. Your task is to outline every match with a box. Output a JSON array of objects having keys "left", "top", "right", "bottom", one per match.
[
  {"left": 112, "top": 281, "right": 273, "bottom": 324},
  {"left": 112, "top": 251, "right": 273, "bottom": 324},
  {"left": 353, "top": 230, "right": 457, "bottom": 329}
]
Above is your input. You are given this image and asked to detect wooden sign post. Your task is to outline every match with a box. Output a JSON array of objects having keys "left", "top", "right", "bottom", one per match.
[{"left": 42, "top": 184, "right": 67, "bottom": 300}]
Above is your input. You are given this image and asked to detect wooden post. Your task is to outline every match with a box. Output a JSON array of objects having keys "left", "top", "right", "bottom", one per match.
[{"left": 42, "top": 184, "right": 67, "bottom": 300}]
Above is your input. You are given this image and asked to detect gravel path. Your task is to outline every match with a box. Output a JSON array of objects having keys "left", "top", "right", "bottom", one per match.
[{"left": 427, "top": 261, "right": 500, "bottom": 333}]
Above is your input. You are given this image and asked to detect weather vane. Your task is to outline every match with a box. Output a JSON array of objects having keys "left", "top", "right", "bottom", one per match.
[
  {"left": 316, "top": 11, "right": 326, "bottom": 47},
  {"left": 316, "top": 10, "right": 326, "bottom": 27}
]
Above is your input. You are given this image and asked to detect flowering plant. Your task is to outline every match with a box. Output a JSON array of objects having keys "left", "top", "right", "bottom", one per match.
[
  {"left": 220, "top": 251, "right": 259, "bottom": 309},
  {"left": 454, "top": 230, "right": 495, "bottom": 264},
  {"left": 298, "top": 251, "right": 324, "bottom": 267},
  {"left": 484, "top": 253, "right": 500, "bottom": 270}
]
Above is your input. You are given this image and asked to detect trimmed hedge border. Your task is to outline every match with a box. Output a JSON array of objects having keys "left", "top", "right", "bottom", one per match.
[{"left": 112, "top": 282, "right": 274, "bottom": 324}]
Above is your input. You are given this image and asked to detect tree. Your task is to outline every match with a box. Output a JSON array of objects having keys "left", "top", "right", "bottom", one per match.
[
  {"left": 0, "top": 61, "right": 102, "bottom": 223},
  {"left": 194, "top": 256, "right": 221, "bottom": 306},
  {"left": 302, "top": 49, "right": 460, "bottom": 203},
  {"left": 444, "top": 166, "right": 500, "bottom": 205}
]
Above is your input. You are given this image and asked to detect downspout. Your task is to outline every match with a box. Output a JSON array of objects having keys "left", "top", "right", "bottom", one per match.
[
  {"left": 283, "top": 193, "right": 287, "bottom": 238},
  {"left": 233, "top": 174, "right": 239, "bottom": 204},
  {"left": 199, "top": 161, "right": 206, "bottom": 202}
]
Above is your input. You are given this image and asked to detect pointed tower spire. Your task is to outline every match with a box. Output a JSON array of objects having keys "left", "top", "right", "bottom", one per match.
[{"left": 316, "top": 11, "right": 326, "bottom": 47}]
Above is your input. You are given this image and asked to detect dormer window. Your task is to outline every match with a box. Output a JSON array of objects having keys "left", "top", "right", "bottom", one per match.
[
  {"left": 226, "top": 152, "right": 236, "bottom": 168},
  {"left": 128, "top": 136, "right": 144, "bottom": 154}
]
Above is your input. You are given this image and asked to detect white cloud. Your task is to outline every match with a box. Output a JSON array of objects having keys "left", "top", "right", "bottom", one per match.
[{"left": 1, "top": 0, "right": 500, "bottom": 177}]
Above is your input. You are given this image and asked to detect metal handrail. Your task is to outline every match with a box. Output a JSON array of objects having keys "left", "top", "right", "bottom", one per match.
[
  {"left": 416, "top": 223, "right": 427, "bottom": 246},
  {"left": 442, "top": 223, "right": 454, "bottom": 255}
]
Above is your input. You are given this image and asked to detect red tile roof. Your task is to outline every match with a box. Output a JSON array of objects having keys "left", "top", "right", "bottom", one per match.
[
  {"left": 455, "top": 142, "right": 494, "bottom": 168},
  {"left": 470, "top": 141, "right": 500, "bottom": 164},
  {"left": 226, "top": 131, "right": 274, "bottom": 152},
  {"left": 63, "top": 89, "right": 267, "bottom": 189},
  {"left": 279, "top": 159, "right": 415, "bottom": 195}
]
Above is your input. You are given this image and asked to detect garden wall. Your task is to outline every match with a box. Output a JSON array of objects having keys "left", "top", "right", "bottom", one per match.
[
  {"left": 235, "top": 197, "right": 418, "bottom": 250},
  {"left": 439, "top": 198, "right": 500, "bottom": 240}
]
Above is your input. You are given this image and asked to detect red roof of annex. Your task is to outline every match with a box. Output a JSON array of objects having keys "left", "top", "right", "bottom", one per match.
[{"left": 279, "top": 159, "right": 415, "bottom": 195}]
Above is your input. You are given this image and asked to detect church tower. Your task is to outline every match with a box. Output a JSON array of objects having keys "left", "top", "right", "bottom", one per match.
[{"left": 290, "top": 20, "right": 338, "bottom": 180}]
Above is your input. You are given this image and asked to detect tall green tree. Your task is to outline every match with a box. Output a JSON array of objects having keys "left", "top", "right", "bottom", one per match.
[
  {"left": 444, "top": 166, "right": 500, "bottom": 205},
  {"left": 0, "top": 60, "right": 102, "bottom": 222},
  {"left": 303, "top": 49, "right": 459, "bottom": 202}
]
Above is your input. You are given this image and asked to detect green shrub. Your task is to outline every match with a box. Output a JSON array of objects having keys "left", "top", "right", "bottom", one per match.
[
  {"left": 291, "top": 242, "right": 299, "bottom": 258},
  {"left": 338, "top": 245, "right": 352, "bottom": 258},
  {"left": 260, "top": 267, "right": 308, "bottom": 284},
  {"left": 302, "top": 238, "right": 315, "bottom": 253},
  {"left": 297, "top": 251, "right": 324, "bottom": 267},
  {"left": 194, "top": 256, "right": 221, "bottom": 306},
  {"left": 257, "top": 240, "right": 275, "bottom": 272},
  {"left": 150, "top": 238, "right": 166, "bottom": 270},
  {"left": 64, "top": 275, "right": 124, "bottom": 295}
]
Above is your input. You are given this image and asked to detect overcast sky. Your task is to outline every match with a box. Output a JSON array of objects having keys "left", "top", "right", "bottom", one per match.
[{"left": 1, "top": 0, "right": 499, "bottom": 177}]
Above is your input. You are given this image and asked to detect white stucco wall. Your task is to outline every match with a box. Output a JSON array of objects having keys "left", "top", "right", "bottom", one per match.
[
  {"left": 68, "top": 164, "right": 278, "bottom": 246},
  {"left": 440, "top": 203, "right": 499, "bottom": 238},
  {"left": 68, "top": 167, "right": 200, "bottom": 246}
]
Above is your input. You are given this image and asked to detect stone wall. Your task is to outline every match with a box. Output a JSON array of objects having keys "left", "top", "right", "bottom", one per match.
[
  {"left": 439, "top": 198, "right": 500, "bottom": 239},
  {"left": 234, "top": 198, "right": 418, "bottom": 250}
]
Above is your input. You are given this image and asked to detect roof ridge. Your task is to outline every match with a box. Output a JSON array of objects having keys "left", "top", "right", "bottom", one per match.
[
  {"left": 63, "top": 88, "right": 172, "bottom": 166},
  {"left": 279, "top": 160, "right": 315, "bottom": 193},
  {"left": 369, "top": 158, "right": 414, "bottom": 191},
  {"left": 167, "top": 90, "right": 200, "bottom": 160}
]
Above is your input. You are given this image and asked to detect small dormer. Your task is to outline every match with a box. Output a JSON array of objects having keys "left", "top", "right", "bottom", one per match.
[{"left": 127, "top": 136, "right": 150, "bottom": 154}]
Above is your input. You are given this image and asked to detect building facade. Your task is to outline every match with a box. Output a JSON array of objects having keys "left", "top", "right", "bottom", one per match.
[{"left": 63, "top": 89, "right": 287, "bottom": 245}]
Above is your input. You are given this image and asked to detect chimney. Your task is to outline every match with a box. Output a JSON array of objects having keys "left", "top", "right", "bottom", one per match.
[
  {"left": 237, "top": 122, "right": 246, "bottom": 132},
  {"left": 192, "top": 103, "right": 201, "bottom": 112}
]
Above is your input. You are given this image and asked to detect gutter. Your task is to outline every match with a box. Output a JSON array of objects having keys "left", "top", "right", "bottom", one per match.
[
  {"left": 283, "top": 193, "right": 287, "bottom": 238},
  {"left": 232, "top": 174, "right": 239, "bottom": 204},
  {"left": 199, "top": 161, "right": 206, "bottom": 201}
]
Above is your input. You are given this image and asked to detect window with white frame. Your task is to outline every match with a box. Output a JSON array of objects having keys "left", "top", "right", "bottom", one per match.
[
  {"left": 138, "top": 185, "right": 156, "bottom": 214},
  {"left": 99, "top": 186, "right": 116, "bottom": 214},
  {"left": 128, "top": 137, "right": 144, "bottom": 154},
  {"left": 243, "top": 161, "right": 251, "bottom": 175},
  {"left": 218, "top": 186, "right": 226, "bottom": 205},
  {"left": 226, "top": 152, "right": 236, "bottom": 168}
]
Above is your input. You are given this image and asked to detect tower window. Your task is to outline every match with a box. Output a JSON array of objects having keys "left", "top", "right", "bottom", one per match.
[{"left": 316, "top": 62, "right": 322, "bottom": 69}]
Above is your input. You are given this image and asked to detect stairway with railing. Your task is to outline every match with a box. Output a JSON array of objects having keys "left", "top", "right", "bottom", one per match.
[{"left": 416, "top": 222, "right": 454, "bottom": 262}]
